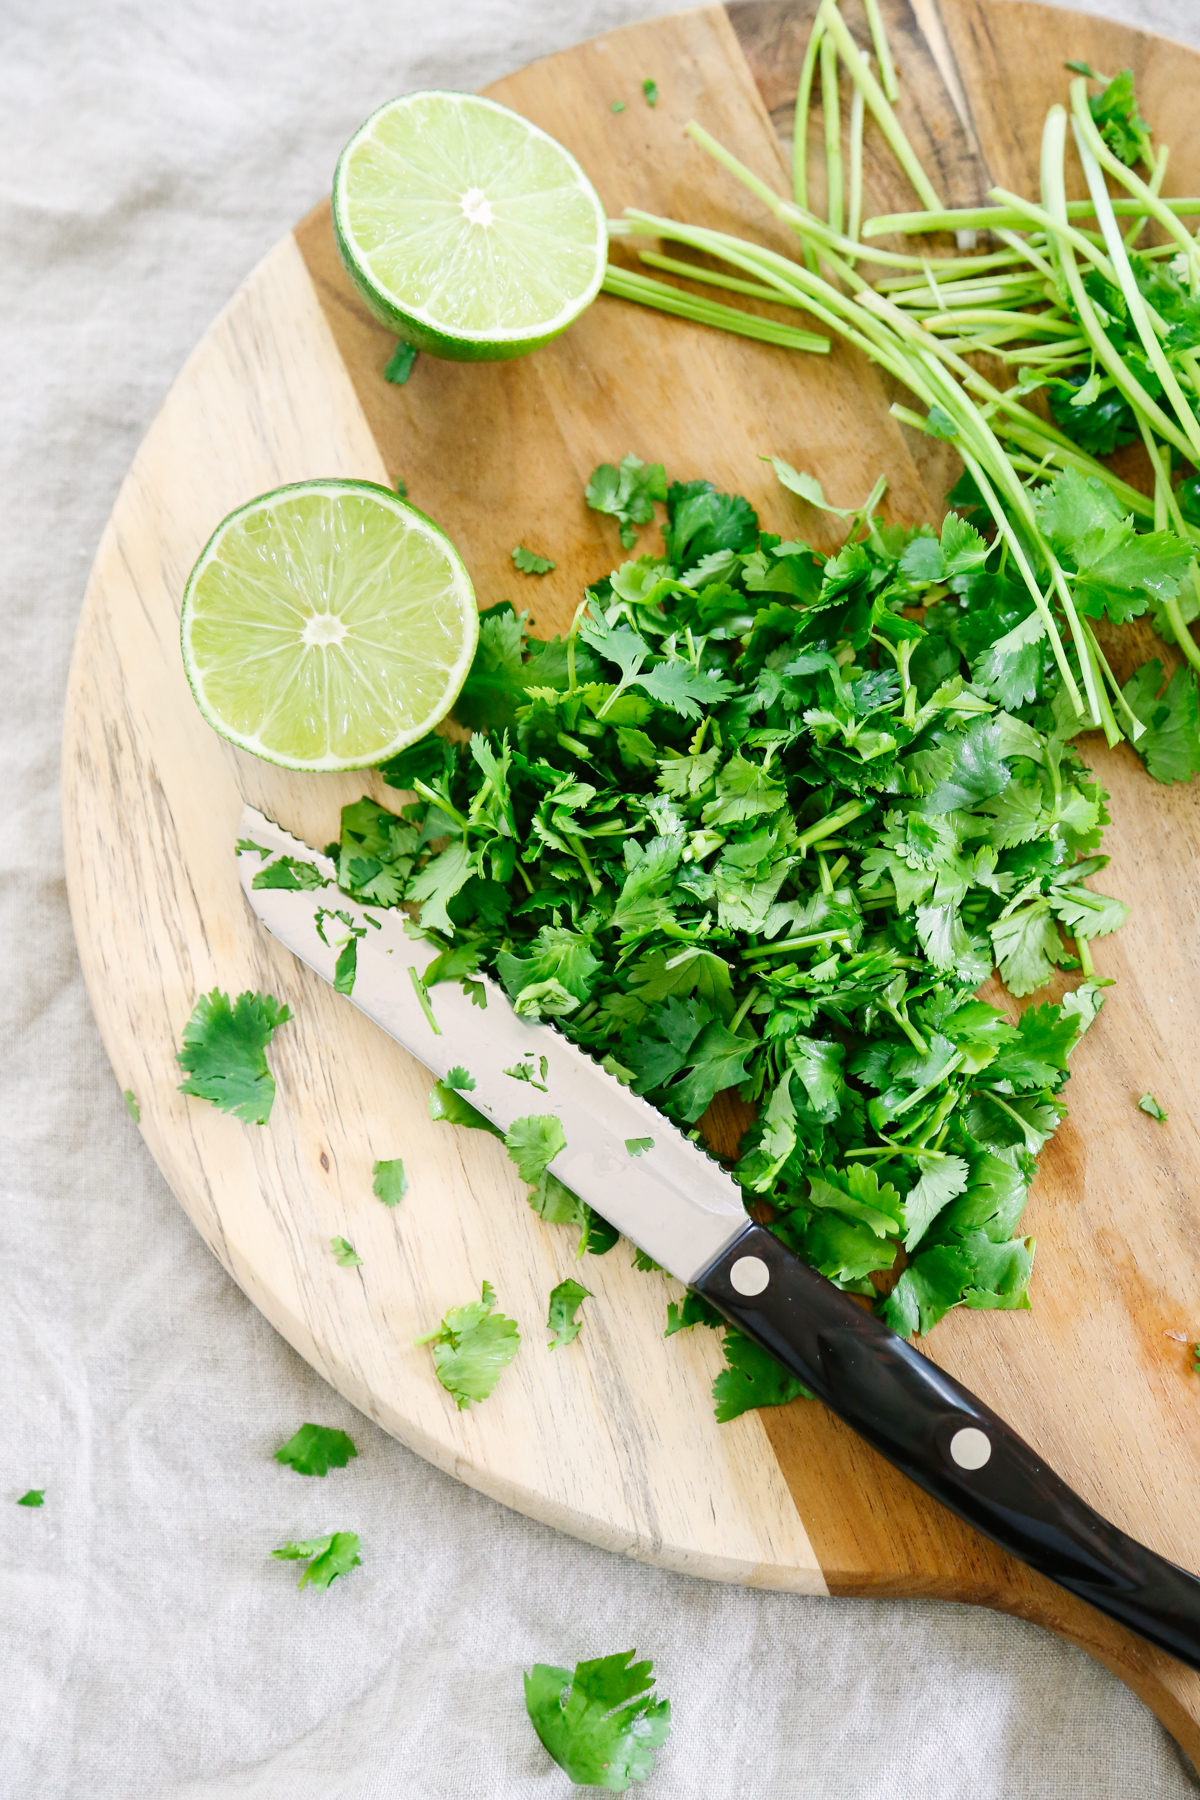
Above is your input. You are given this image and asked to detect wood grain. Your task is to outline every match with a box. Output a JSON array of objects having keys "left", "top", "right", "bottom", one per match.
[{"left": 60, "top": 0, "right": 1200, "bottom": 1764}]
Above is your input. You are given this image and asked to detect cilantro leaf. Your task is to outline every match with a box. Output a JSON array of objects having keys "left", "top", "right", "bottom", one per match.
[
  {"left": 505, "top": 1114, "right": 566, "bottom": 1186},
  {"left": 123, "top": 1089, "right": 140, "bottom": 1123},
  {"left": 664, "top": 479, "right": 758, "bottom": 565},
  {"left": 903, "top": 1153, "right": 970, "bottom": 1250},
  {"left": 1138, "top": 1092, "right": 1168, "bottom": 1120},
  {"left": 1121, "top": 660, "right": 1200, "bottom": 784},
  {"left": 455, "top": 606, "right": 528, "bottom": 732},
  {"left": 642, "top": 77, "right": 658, "bottom": 106},
  {"left": 712, "top": 1328, "right": 813, "bottom": 1421},
  {"left": 512, "top": 545, "right": 555, "bottom": 575},
  {"left": 586, "top": 456, "right": 667, "bottom": 548},
  {"left": 625, "top": 1136, "right": 654, "bottom": 1156},
  {"left": 525, "top": 1651, "right": 670, "bottom": 1790},
  {"left": 445, "top": 1065, "right": 475, "bottom": 1090},
  {"left": 177, "top": 989, "right": 291, "bottom": 1125},
  {"left": 270, "top": 1531, "right": 362, "bottom": 1589},
  {"left": 415, "top": 1279, "right": 520, "bottom": 1409},
  {"left": 1089, "top": 68, "right": 1152, "bottom": 167},
  {"left": 372, "top": 1158, "right": 408, "bottom": 1207},
  {"left": 331, "top": 1236, "right": 362, "bottom": 1267},
  {"left": 428, "top": 1079, "right": 502, "bottom": 1136},
  {"left": 273, "top": 1424, "right": 358, "bottom": 1477},
  {"left": 547, "top": 1278, "right": 592, "bottom": 1348},
  {"left": 664, "top": 1291, "right": 723, "bottom": 1334},
  {"left": 16, "top": 1489, "right": 44, "bottom": 1507}
]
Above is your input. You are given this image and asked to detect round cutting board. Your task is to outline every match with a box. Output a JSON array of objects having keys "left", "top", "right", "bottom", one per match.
[{"left": 62, "top": 0, "right": 1200, "bottom": 1761}]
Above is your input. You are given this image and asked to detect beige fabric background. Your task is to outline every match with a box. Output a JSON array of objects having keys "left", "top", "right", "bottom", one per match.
[{"left": 4, "top": 0, "right": 1200, "bottom": 1794}]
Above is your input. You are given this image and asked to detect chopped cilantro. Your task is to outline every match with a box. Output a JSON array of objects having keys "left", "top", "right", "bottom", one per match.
[
  {"left": 331, "top": 1236, "right": 362, "bottom": 1267},
  {"left": 1088, "top": 68, "right": 1153, "bottom": 167},
  {"left": 1121, "top": 661, "right": 1200, "bottom": 785},
  {"left": 270, "top": 1531, "right": 361, "bottom": 1589},
  {"left": 236, "top": 837, "right": 271, "bottom": 859},
  {"left": 274, "top": 1424, "right": 358, "bottom": 1477},
  {"left": 611, "top": 99, "right": 626, "bottom": 114},
  {"left": 395, "top": 476, "right": 408, "bottom": 498},
  {"left": 512, "top": 545, "right": 555, "bottom": 575},
  {"left": 643, "top": 78, "right": 658, "bottom": 106},
  {"left": 16, "top": 1489, "right": 44, "bottom": 1507},
  {"left": 525, "top": 1650, "right": 670, "bottom": 1790},
  {"left": 664, "top": 1291, "right": 722, "bottom": 1335},
  {"left": 123, "top": 1089, "right": 140, "bottom": 1123},
  {"left": 415, "top": 1279, "right": 520, "bottom": 1408},
  {"left": 384, "top": 342, "right": 418, "bottom": 384},
  {"left": 177, "top": 990, "right": 290, "bottom": 1125},
  {"left": 1138, "top": 1092, "right": 1168, "bottom": 1121},
  {"left": 713, "top": 1329, "right": 813, "bottom": 1420},
  {"left": 346, "top": 455, "right": 1136, "bottom": 1376},
  {"left": 445, "top": 1065, "right": 476, "bottom": 1090},
  {"left": 625, "top": 1136, "right": 654, "bottom": 1156},
  {"left": 372, "top": 1158, "right": 408, "bottom": 1206},
  {"left": 547, "top": 1278, "right": 592, "bottom": 1348}
]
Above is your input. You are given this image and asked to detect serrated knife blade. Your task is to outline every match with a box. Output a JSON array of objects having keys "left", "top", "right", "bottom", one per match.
[{"left": 237, "top": 804, "right": 750, "bottom": 1284}]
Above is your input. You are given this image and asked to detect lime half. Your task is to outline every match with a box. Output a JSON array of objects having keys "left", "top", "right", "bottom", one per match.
[
  {"left": 181, "top": 480, "right": 478, "bottom": 771},
  {"left": 332, "top": 90, "right": 607, "bottom": 361}
]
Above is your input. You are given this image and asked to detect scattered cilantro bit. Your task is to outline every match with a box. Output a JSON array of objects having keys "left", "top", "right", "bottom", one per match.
[
  {"left": 16, "top": 1490, "right": 44, "bottom": 1507},
  {"left": 924, "top": 404, "right": 958, "bottom": 440},
  {"left": 445, "top": 1065, "right": 476, "bottom": 1090},
  {"left": 395, "top": 476, "right": 408, "bottom": 498},
  {"left": 331, "top": 1236, "right": 362, "bottom": 1267},
  {"left": 547, "top": 1278, "right": 593, "bottom": 1348},
  {"left": 611, "top": 100, "right": 626, "bottom": 114},
  {"left": 428, "top": 1079, "right": 502, "bottom": 1137},
  {"left": 407, "top": 964, "right": 442, "bottom": 1033},
  {"left": 512, "top": 545, "right": 556, "bottom": 575},
  {"left": 1138, "top": 1092, "right": 1168, "bottom": 1121},
  {"left": 415, "top": 1279, "right": 520, "bottom": 1408},
  {"left": 274, "top": 1424, "right": 358, "bottom": 1477},
  {"left": 123, "top": 1089, "right": 140, "bottom": 1123},
  {"left": 1194, "top": 1343, "right": 1200, "bottom": 1374},
  {"left": 270, "top": 1531, "right": 361, "bottom": 1589},
  {"left": 372, "top": 1158, "right": 409, "bottom": 1206},
  {"left": 642, "top": 78, "right": 658, "bottom": 106},
  {"left": 252, "top": 854, "right": 327, "bottom": 892},
  {"left": 525, "top": 1651, "right": 670, "bottom": 1791},
  {"left": 177, "top": 990, "right": 290, "bottom": 1125},
  {"left": 505, "top": 1053, "right": 549, "bottom": 1091},
  {"left": 384, "top": 342, "right": 418, "bottom": 384},
  {"left": 625, "top": 1137, "right": 654, "bottom": 1156},
  {"left": 585, "top": 455, "right": 667, "bottom": 548},
  {"left": 712, "top": 1329, "right": 813, "bottom": 1421},
  {"left": 236, "top": 837, "right": 271, "bottom": 859}
]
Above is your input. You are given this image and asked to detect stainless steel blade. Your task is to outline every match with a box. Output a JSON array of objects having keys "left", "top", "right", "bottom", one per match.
[{"left": 238, "top": 805, "right": 749, "bottom": 1284}]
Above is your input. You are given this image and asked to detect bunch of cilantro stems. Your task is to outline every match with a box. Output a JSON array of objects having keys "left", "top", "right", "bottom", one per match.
[
  {"left": 604, "top": 0, "right": 1200, "bottom": 765},
  {"left": 329, "top": 442, "right": 1136, "bottom": 1410}
]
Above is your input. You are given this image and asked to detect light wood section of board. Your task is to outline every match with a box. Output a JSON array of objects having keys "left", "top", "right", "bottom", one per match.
[
  {"left": 61, "top": 226, "right": 824, "bottom": 1596},
  {"left": 59, "top": 0, "right": 1200, "bottom": 1762}
]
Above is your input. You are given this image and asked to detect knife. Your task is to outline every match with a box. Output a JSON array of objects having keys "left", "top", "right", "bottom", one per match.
[{"left": 239, "top": 803, "right": 1200, "bottom": 1669}]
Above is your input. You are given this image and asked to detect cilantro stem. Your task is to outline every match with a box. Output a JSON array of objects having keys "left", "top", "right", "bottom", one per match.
[
  {"left": 408, "top": 965, "right": 442, "bottom": 1035},
  {"left": 565, "top": 833, "right": 602, "bottom": 895},
  {"left": 1077, "top": 937, "right": 1095, "bottom": 977},
  {"left": 881, "top": 1003, "right": 930, "bottom": 1058},
  {"left": 747, "top": 928, "right": 851, "bottom": 959},
  {"left": 1069, "top": 78, "right": 1200, "bottom": 293},
  {"left": 862, "top": 194, "right": 1200, "bottom": 238},
  {"left": 792, "top": 3, "right": 825, "bottom": 218},
  {"left": 818, "top": 4, "right": 941, "bottom": 211},
  {"left": 862, "top": 0, "right": 899, "bottom": 103},
  {"left": 846, "top": 50, "right": 867, "bottom": 245},
  {"left": 412, "top": 779, "right": 470, "bottom": 832},
  {"left": 1162, "top": 592, "right": 1200, "bottom": 675},
  {"left": 728, "top": 985, "right": 761, "bottom": 1034},
  {"left": 797, "top": 797, "right": 868, "bottom": 850},
  {"left": 601, "top": 265, "right": 830, "bottom": 352},
  {"left": 820, "top": 30, "right": 843, "bottom": 238},
  {"left": 637, "top": 249, "right": 818, "bottom": 309}
]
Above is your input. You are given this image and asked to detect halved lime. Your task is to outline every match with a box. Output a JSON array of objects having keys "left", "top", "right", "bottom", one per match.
[
  {"left": 181, "top": 480, "right": 478, "bottom": 771},
  {"left": 332, "top": 90, "right": 607, "bottom": 361}
]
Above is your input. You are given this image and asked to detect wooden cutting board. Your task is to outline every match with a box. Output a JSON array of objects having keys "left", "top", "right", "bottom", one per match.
[{"left": 61, "top": 0, "right": 1200, "bottom": 1764}]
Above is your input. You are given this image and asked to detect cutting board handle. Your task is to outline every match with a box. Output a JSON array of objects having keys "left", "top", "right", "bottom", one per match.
[{"left": 698, "top": 1222, "right": 1200, "bottom": 1670}]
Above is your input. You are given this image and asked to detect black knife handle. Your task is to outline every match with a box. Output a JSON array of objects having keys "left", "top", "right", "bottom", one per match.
[{"left": 696, "top": 1223, "right": 1200, "bottom": 1669}]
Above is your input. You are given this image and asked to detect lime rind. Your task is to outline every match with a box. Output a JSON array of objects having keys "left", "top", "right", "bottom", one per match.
[
  {"left": 332, "top": 90, "right": 607, "bottom": 361},
  {"left": 181, "top": 479, "right": 478, "bottom": 772}
]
